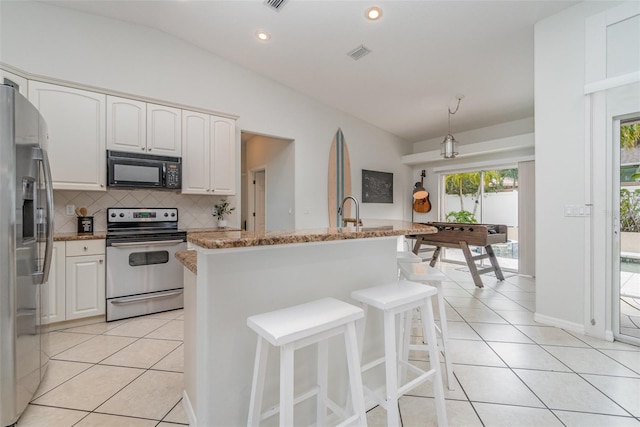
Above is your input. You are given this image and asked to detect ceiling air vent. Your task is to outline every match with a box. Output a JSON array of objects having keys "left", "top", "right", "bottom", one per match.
[
  {"left": 264, "top": 0, "right": 287, "bottom": 12},
  {"left": 347, "top": 44, "right": 372, "bottom": 61}
]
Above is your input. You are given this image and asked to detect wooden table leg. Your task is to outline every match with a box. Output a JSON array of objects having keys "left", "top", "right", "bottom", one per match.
[
  {"left": 412, "top": 236, "right": 423, "bottom": 255},
  {"left": 429, "top": 246, "right": 442, "bottom": 268},
  {"left": 485, "top": 245, "right": 505, "bottom": 281},
  {"left": 460, "top": 241, "right": 484, "bottom": 288}
]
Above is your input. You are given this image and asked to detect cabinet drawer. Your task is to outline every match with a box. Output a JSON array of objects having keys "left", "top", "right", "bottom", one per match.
[{"left": 66, "top": 239, "right": 105, "bottom": 256}]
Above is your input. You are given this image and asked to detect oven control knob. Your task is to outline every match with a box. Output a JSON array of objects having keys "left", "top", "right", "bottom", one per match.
[
  {"left": 171, "top": 213, "right": 176, "bottom": 217},
  {"left": 119, "top": 213, "right": 125, "bottom": 218},
  {"left": 110, "top": 212, "right": 116, "bottom": 218},
  {"left": 164, "top": 212, "right": 169, "bottom": 217}
]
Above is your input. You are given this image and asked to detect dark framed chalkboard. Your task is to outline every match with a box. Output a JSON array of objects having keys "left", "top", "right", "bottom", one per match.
[{"left": 362, "top": 169, "right": 393, "bottom": 203}]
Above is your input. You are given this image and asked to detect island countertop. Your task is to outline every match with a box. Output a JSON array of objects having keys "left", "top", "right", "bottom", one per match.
[{"left": 187, "top": 219, "right": 437, "bottom": 249}]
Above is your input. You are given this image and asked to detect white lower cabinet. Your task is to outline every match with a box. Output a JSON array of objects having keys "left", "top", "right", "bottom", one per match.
[
  {"left": 65, "top": 240, "right": 106, "bottom": 320},
  {"left": 44, "top": 241, "right": 67, "bottom": 324},
  {"left": 44, "top": 239, "right": 105, "bottom": 324}
]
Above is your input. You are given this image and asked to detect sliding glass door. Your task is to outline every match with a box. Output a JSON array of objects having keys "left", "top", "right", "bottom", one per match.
[
  {"left": 617, "top": 117, "right": 640, "bottom": 344},
  {"left": 441, "top": 168, "right": 519, "bottom": 272}
]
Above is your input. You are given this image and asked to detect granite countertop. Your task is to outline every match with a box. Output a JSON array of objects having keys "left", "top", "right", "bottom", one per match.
[
  {"left": 176, "top": 250, "right": 197, "bottom": 274},
  {"left": 54, "top": 232, "right": 108, "bottom": 241},
  {"left": 188, "top": 220, "right": 437, "bottom": 250}
]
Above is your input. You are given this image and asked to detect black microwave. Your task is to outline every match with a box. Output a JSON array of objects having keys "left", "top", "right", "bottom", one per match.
[{"left": 107, "top": 150, "right": 181, "bottom": 189}]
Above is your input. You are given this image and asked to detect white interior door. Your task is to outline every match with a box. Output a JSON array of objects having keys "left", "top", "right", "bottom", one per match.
[{"left": 254, "top": 170, "right": 266, "bottom": 232}]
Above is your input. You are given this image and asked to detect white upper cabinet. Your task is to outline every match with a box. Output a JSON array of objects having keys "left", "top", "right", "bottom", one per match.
[
  {"left": 106, "top": 96, "right": 146, "bottom": 153},
  {"left": 182, "top": 111, "right": 236, "bottom": 195},
  {"left": 147, "top": 103, "right": 182, "bottom": 156},
  {"left": 0, "top": 69, "right": 28, "bottom": 97},
  {"left": 28, "top": 81, "right": 106, "bottom": 191},
  {"left": 181, "top": 110, "right": 210, "bottom": 194},
  {"left": 107, "top": 98, "right": 181, "bottom": 157},
  {"left": 210, "top": 116, "right": 236, "bottom": 195}
]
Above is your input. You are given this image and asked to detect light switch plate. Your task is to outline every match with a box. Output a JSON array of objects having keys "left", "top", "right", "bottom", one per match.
[
  {"left": 564, "top": 204, "right": 591, "bottom": 217},
  {"left": 66, "top": 204, "right": 75, "bottom": 216}
]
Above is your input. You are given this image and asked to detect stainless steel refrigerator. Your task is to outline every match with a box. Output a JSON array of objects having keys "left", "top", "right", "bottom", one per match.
[{"left": 0, "top": 84, "right": 54, "bottom": 427}]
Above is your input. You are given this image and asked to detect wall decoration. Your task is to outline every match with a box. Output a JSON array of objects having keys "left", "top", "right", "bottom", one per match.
[
  {"left": 328, "top": 128, "right": 352, "bottom": 227},
  {"left": 362, "top": 169, "right": 393, "bottom": 203}
]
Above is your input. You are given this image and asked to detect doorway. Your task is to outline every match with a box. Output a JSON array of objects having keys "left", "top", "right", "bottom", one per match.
[
  {"left": 241, "top": 131, "right": 295, "bottom": 232},
  {"left": 440, "top": 167, "right": 519, "bottom": 272}
]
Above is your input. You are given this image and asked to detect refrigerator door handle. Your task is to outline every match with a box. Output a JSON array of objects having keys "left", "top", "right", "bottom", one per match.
[{"left": 33, "top": 147, "right": 54, "bottom": 285}]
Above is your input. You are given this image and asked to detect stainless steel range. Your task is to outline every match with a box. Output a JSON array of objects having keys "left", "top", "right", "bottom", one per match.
[{"left": 106, "top": 207, "right": 186, "bottom": 321}]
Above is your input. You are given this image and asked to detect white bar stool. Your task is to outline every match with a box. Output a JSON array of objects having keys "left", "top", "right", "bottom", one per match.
[
  {"left": 396, "top": 251, "right": 422, "bottom": 279},
  {"left": 396, "top": 250, "right": 422, "bottom": 263},
  {"left": 397, "top": 261, "right": 454, "bottom": 391},
  {"left": 247, "top": 297, "right": 368, "bottom": 427},
  {"left": 351, "top": 280, "right": 448, "bottom": 427}
]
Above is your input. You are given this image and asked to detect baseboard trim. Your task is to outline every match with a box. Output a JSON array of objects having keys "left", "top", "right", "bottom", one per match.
[
  {"left": 183, "top": 390, "right": 197, "bottom": 426},
  {"left": 533, "top": 312, "right": 585, "bottom": 335},
  {"left": 604, "top": 329, "right": 614, "bottom": 342}
]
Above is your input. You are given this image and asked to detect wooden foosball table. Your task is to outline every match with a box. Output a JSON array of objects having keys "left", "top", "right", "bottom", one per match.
[{"left": 410, "top": 222, "right": 508, "bottom": 288}]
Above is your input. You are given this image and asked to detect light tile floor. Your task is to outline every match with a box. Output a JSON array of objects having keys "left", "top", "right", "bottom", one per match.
[
  {"left": 621, "top": 268, "right": 640, "bottom": 339},
  {"left": 18, "top": 263, "right": 640, "bottom": 426},
  {"left": 19, "top": 310, "right": 187, "bottom": 427}
]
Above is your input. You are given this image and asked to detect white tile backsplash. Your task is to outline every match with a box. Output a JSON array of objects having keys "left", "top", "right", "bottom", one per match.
[{"left": 53, "top": 189, "right": 234, "bottom": 233}]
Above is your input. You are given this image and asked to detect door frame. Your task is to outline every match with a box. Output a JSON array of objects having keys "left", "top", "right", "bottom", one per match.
[{"left": 612, "top": 114, "right": 640, "bottom": 346}]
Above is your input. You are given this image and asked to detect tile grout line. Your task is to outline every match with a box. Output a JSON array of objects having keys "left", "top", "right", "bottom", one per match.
[
  {"left": 31, "top": 312, "right": 186, "bottom": 426},
  {"left": 454, "top": 275, "right": 639, "bottom": 421}
]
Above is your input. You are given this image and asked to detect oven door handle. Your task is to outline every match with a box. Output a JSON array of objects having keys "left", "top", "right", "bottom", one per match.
[
  {"left": 110, "top": 290, "right": 184, "bottom": 305},
  {"left": 110, "top": 239, "right": 185, "bottom": 248}
]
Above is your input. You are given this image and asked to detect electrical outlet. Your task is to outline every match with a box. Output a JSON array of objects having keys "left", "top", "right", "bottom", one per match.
[{"left": 66, "top": 204, "right": 75, "bottom": 216}]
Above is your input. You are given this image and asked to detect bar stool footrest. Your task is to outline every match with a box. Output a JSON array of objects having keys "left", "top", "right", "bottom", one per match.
[
  {"left": 397, "top": 368, "right": 437, "bottom": 397},
  {"left": 361, "top": 356, "right": 386, "bottom": 374}
]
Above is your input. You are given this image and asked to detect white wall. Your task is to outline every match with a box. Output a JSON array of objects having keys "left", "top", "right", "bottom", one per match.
[
  {"left": 534, "top": 1, "right": 620, "bottom": 332},
  {"left": 0, "top": 1, "right": 412, "bottom": 229},
  {"left": 412, "top": 117, "right": 534, "bottom": 153}
]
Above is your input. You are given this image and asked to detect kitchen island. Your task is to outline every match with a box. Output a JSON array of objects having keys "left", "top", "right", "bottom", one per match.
[{"left": 181, "top": 220, "right": 437, "bottom": 426}]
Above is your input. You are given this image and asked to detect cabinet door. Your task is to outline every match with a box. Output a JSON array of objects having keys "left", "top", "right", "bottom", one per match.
[
  {"left": 43, "top": 241, "right": 66, "bottom": 324},
  {"left": 0, "top": 69, "right": 28, "bottom": 97},
  {"left": 181, "top": 110, "right": 210, "bottom": 195},
  {"left": 65, "top": 254, "right": 105, "bottom": 320},
  {"left": 107, "top": 96, "right": 146, "bottom": 153},
  {"left": 210, "top": 116, "right": 236, "bottom": 195},
  {"left": 147, "top": 103, "right": 182, "bottom": 156},
  {"left": 28, "top": 81, "right": 106, "bottom": 191}
]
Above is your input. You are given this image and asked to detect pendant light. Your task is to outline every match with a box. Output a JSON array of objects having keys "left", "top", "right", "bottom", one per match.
[{"left": 441, "top": 95, "right": 464, "bottom": 159}]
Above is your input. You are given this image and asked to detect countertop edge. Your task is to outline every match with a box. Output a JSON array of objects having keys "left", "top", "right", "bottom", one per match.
[
  {"left": 188, "top": 221, "right": 437, "bottom": 250},
  {"left": 176, "top": 250, "right": 197, "bottom": 274}
]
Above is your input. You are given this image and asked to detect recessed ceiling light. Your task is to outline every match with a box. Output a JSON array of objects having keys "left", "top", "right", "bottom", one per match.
[
  {"left": 256, "top": 31, "right": 271, "bottom": 41},
  {"left": 365, "top": 6, "right": 382, "bottom": 21}
]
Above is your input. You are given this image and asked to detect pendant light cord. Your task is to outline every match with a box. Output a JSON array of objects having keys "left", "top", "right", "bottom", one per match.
[{"left": 447, "top": 97, "right": 462, "bottom": 133}]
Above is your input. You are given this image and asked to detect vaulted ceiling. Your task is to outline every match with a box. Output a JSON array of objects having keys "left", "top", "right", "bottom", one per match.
[{"left": 45, "top": 0, "right": 579, "bottom": 143}]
